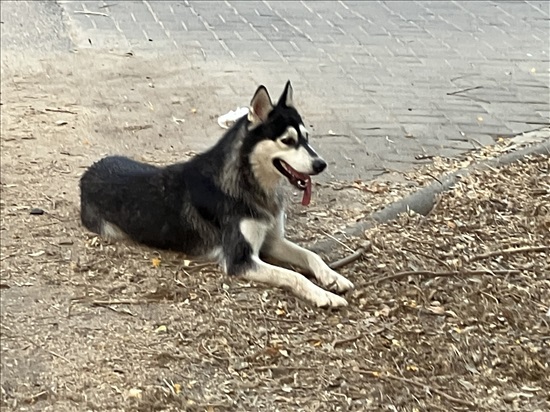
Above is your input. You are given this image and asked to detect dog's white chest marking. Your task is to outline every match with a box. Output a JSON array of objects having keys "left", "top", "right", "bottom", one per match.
[{"left": 239, "top": 218, "right": 271, "bottom": 254}]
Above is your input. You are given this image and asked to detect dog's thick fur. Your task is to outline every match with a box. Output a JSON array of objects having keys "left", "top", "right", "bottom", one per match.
[{"left": 80, "top": 82, "right": 354, "bottom": 307}]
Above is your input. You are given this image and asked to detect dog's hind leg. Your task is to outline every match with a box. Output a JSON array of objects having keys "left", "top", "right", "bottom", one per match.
[{"left": 243, "top": 257, "right": 348, "bottom": 308}]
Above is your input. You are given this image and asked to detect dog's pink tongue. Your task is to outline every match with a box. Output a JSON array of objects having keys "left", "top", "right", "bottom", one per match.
[{"left": 301, "top": 177, "right": 312, "bottom": 206}]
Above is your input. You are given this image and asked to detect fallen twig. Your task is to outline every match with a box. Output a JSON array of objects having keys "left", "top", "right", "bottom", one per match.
[
  {"left": 333, "top": 333, "right": 362, "bottom": 347},
  {"left": 369, "top": 320, "right": 399, "bottom": 335},
  {"left": 255, "top": 365, "right": 317, "bottom": 372},
  {"left": 74, "top": 10, "right": 109, "bottom": 17},
  {"left": 90, "top": 299, "right": 144, "bottom": 305},
  {"left": 179, "top": 262, "right": 216, "bottom": 272},
  {"left": 401, "top": 247, "right": 451, "bottom": 270},
  {"left": 0, "top": 253, "right": 16, "bottom": 261},
  {"left": 100, "top": 304, "right": 136, "bottom": 316},
  {"left": 365, "top": 269, "right": 521, "bottom": 285},
  {"left": 264, "top": 316, "right": 304, "bottom": 324},
  {"left": 387, "top": 374, "right": 475, "bottom": 407},
  {"left": 329, "top": 247, "right": 365, "bottom": 269},
  {"left": 1, "top": 323, "right": 72, "bottom": 364},
  {"left": 446, "top": 86, "right": 483, "bottom": 96},
  {"left": 44, "top": 107, "right": 77, "bottom": 115},
  {"left": 356, "top": 369, "right": 475, "bottom": 407},
  {"left": 68, "top": 298, "right": 148, "bottom": 317},
  {"left": 21, "top": 391, "right": 48, "bottom": 404},
  {"left": 320, "top": 230, "right": 355, "bottom": 253},
  {"left": 470, "top": 245, "right": 549, "bottom": 262}
]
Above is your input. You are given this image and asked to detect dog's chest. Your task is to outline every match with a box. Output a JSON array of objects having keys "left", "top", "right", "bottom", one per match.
[{"left": 239, "top": 217, "right": 277, "bottom": 254}]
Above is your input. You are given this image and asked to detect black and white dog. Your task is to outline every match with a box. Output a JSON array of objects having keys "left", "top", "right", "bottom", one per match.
[{"left": 80, "top": 82, "right": 354, "bottom": 307}]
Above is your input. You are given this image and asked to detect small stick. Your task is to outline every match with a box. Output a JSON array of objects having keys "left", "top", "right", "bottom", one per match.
[
  {"left": 264, "top": 316, "right": 303, "bottom": 324},
  {"left": 91, "top": 299, "right": 144, "bottom": 305},
  {"left": 23, "top": 391, "right": 48, "bottom": 403},
  {"left": 68, "top": 298, "right": 145, "bottom": 317},
  {"left": 74, "top": 10, "right": 109, "bottom": 17},
  {"left": 368, "top": 320, "right": 399, "bottom": 335},
  {"left": 329, "top": 247, "right": 365, "bottom": 269},
  {"left": 2, "top": 324, "right": 72, "bottom": 364},
  {"left": 44, "top": 107, "right": 77, "bottom": 115},
  {"left": 0, "top": 253, "right": 16, "bottom": 261},
  {"left": 101, "top": 305, "right": 136, "bottom": 316},
  {"left": 425, "top": 172, "right": 443, "bottom": 185},
  {"left": 384, "top": 373, "right": 475, "bottom": 407},
  {"left": 355, "top": 369, "right": 475, "bottom": 407},
  {"left": 179, "top": 262, "right": 215, "bottom": 271},
  {"left": 401, "top": 247, "right": 451, "bottom": 270},
  {"left": 320, "top": 230, "right": 355, "bottom": 253},
  {"left": 365, "top": 269, "right": 521, "bottom": 285},
  {"left": 446, "top": 86, "right": 483, "bottom": 96},
  {"left": 255, "top": 365, "right": 317, "bottom": 371},
  {"left": 333, "top": 333, "right": 362, "bottom": 347},
  {"left": 470, "top": 245, "right": 549, "bottom": 262}
]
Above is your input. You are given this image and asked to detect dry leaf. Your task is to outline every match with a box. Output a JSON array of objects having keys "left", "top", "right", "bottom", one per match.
[
  {"left": 29, "top": 251, "right": 45, "bottom": 257},
  {"left": 376, "top": 305, "right": 391, "bottom": 317},
  {"left": 128, "top": 388, "right": 142, "bottom": 398},
  {"left": 426, "top": 305, "right": 446, "bottom": 315}
]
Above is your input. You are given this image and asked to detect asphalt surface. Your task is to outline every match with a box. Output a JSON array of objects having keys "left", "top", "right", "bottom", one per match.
[{"left": 2, "top": 0, "right": 549, "bottom": 180}]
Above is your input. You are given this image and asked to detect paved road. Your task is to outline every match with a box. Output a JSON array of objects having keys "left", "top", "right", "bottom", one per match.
[{"left": 2, "top": 1, "right": 549, "bottom": 179}]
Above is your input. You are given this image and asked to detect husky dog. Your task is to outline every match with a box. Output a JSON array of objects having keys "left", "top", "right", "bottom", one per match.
[{"left": 80, "top": 81, "right": 354, "bottom": 307}]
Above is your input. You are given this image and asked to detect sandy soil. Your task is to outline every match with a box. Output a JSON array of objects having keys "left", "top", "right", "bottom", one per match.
[{"left": 1, "top": 51, "right": 548, "bottom": 412}]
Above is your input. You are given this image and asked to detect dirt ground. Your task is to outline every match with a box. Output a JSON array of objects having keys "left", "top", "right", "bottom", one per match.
[{"left": 1, "top": 51, "right": 549, "bottom": 412}]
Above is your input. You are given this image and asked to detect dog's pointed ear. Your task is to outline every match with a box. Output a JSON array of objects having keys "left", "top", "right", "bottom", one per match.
[
  {"left": 277, "top": 80, "right": 294, "bottom": 107},
  {"left": 248, "top": 85, "right": 273, "bottom": 125}
]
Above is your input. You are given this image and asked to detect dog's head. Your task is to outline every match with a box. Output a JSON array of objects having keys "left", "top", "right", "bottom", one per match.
[{"left": 246, "top": 81, "right": 326, "bottom": 205}]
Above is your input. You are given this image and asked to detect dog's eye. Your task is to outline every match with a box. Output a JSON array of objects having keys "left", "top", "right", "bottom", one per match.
[{"left": 281, "top": 137, "right": 296, "bottom": 146}]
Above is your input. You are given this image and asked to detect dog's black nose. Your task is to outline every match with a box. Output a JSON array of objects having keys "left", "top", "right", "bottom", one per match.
[{"left": 312, "top": 159, "right": 327, "bottom": 174}]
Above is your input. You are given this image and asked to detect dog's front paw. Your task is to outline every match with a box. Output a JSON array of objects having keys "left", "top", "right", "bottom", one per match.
[
  {"left": 309, "top": 288, "right": 348, "bottom": 308},
  {"left": 317, "top": 270, "right": 354, "bottom": 293}
]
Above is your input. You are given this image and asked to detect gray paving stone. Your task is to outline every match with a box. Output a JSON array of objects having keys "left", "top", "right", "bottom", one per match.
[{"left": 4, "top": 0, "right": 548, "bottom": 181}]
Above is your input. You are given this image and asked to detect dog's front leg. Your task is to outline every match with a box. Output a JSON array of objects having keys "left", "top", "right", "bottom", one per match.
[
  {"left": 224, "top": 218, "right": 347, "bottom": 307},
  {"left": 262, "top": 238, "right": 354, "bottom": 293},
  {"left": 243, "top": 257, "right": 348, "bottom": 308}
]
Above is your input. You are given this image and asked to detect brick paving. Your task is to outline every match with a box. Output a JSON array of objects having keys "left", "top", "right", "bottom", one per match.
[{"left": 3, "top": 1, "right": 549, "bottom": 179}]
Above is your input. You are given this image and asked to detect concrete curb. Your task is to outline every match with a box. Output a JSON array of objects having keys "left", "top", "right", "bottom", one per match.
[{"left": 312, "top": 139, "right": 550, "bottom": 256}]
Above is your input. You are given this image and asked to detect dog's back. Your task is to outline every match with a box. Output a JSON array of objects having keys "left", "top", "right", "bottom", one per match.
[{"left": 80, "top": 155, "right": 217, "bottom": 253}]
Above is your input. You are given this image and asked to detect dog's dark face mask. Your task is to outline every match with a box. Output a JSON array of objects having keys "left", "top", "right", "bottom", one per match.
[{"left": 247, "top": 81, "right": 327, "bottom": 206}]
